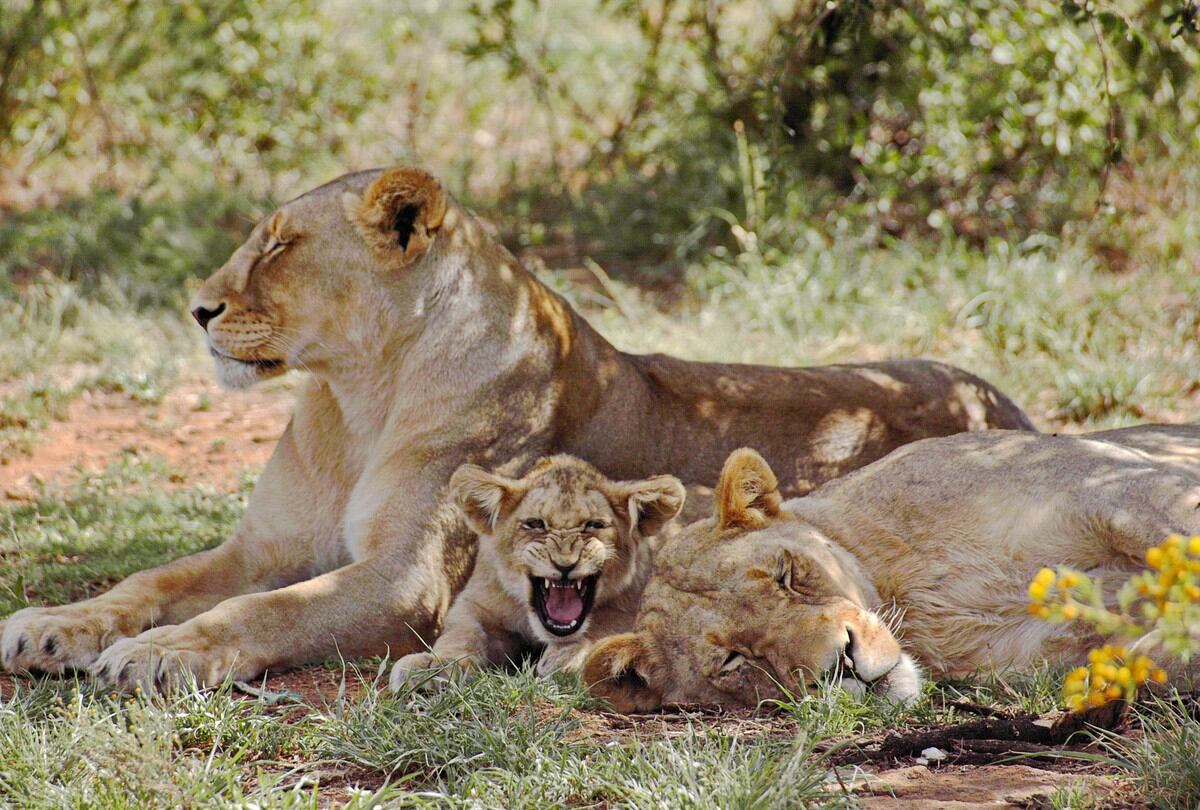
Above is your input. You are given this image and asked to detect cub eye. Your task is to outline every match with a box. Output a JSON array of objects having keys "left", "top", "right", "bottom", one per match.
[
  {"left": 584, "top": 519, "right": 607, "bottom": 531},
  {"left": 520, "top": 518, "right": 546, "bottom": 531}
]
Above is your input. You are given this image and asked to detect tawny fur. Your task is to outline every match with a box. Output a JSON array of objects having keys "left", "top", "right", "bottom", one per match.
[
  {"left": 0, "top": 165, "right": 1032, "bottom": 691},
  {"left": 389, "top": 456, "right": 684, "bottom": 690},
  {"left": 585, "top": 426, "right": 1200, "bottom": 712}
]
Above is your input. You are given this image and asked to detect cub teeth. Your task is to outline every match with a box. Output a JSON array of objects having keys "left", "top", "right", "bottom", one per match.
[{"left": 542, "top": 577, "right": 589, "bottom": 591}]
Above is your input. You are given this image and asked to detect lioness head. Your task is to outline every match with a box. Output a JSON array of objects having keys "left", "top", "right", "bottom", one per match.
[
  {"left": 190, "top": 166, "right": 461, "bottom": 389},
  {"left": 583, "top": 448, "right": 922, "bottom": 712},
  {"left": 449, "top": 456, "right": 685, "bottom": 641}
]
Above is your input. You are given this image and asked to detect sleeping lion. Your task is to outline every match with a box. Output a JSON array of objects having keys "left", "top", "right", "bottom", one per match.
[
  {"left": 1, "top": 166, "right": 1031, "bottom": 691},
  {"left": 584, "top": 425, "right": 1200, "bottom": 711}
]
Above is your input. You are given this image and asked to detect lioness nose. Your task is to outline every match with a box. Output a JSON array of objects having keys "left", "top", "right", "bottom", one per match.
[{"left": 191, "top": 302, "right": 226, "bottom": 330}]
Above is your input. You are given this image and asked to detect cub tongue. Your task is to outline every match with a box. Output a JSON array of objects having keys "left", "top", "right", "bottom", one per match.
[{"left": 544, "top": 583, "right": 584, "bottom": 625}]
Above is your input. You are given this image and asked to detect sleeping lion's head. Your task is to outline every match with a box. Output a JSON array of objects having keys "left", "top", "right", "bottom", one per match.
[
  {"left": 583, "top": 448, "right": 922, "bottom": 712},
  {"left": 449, "top": 456, "right": 685, "bottom": 642},
  {"left": 190, "top": 166, "right": 495, "bottom": 389}
]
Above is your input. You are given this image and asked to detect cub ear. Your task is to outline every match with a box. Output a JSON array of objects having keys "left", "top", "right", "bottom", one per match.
[
  {"left": 345, "top": 166, "right": 448, "bottom": 263},
  {"left": 582, "top": 633, "right": 663, "bottom": 713},
  {"left": 615, "top": 475, "right": 686, "bottom": 538},
  {"left": 715, "top": 448, "right": 782, "bottom": 530},
  {"left": 448, "top": 464, "right": 525, "bottom": 535}
]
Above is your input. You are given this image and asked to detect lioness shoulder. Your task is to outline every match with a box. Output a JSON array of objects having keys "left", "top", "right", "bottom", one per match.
[{"left": 390, "top": 455, "right": 684, "bottom": 689}]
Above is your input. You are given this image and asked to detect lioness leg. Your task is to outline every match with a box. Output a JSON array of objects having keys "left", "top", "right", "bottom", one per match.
[
  {"left": 1, "top": 425, "right": 330, "bottom": 675},
  {"left": 90, "top": 553, "right": 450, "bottom": 691},
  {"left": 0, "top": 539, "right": 300, "bottom": 675}
]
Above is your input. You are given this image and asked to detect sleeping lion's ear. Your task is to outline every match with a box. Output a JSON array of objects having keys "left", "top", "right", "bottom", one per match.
[
  {"left": 582, "top": 633, "right": 663, "bottom": 713},
  {"left": 715, "top": 448, "right": 782, "bottom": 530},
  {"left": 448, "top": 465, "right": 525, "bottom": 535},
  {"left": 345, "top": 166, "right": 448, "bottom": 263},
  {"left": 615, "top": 475, "right": 686, "bottom": 538}
]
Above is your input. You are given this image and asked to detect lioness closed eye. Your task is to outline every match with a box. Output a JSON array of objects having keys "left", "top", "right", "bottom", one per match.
[{"left": 390, "top": 455, "right": 684, "bottom": 690}]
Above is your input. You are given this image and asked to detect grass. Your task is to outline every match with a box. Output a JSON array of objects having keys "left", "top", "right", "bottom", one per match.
[
  {"left": 1098, "top": 695, "right": 1200, "bottom": 809},
  {"left": 0, "top": 459, "right": 246, "bottom": 616}
]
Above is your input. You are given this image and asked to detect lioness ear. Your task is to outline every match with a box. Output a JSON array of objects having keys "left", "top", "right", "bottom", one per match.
[
  {"left": 345, "top": 167, "right": 448, "bottom": 263},
  {"left": 448, "top": 464, "right": 525, "bottom": 535},
  {"left": 615, "top": 475, "right": 686, "bottom": 538},
  {"left": 582, "top": 633, "right": 663, "bottom": 713},
  {"left": 715, "top": 448, "right": 782, "bottom": 530}
]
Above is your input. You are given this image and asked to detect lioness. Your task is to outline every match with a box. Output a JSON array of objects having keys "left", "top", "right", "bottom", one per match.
[
  {"left": 389, "top": 455, "right": 684, "bottom": 689},
  {"left": 0, "top": 166, "right": 1032, "bottom": 691},
  {"left": 584, "top": 425, "right": 1200, "bottom": 712}
]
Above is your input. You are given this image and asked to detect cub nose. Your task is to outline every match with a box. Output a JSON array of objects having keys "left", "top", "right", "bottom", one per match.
[{"left": 191, "top": 302, "right": 226, "bottom": 330}]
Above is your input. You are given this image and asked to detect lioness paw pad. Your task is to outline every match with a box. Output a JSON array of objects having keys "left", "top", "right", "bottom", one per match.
[{"left": 0, "top": 606, "right": 114, "bottom": 674}]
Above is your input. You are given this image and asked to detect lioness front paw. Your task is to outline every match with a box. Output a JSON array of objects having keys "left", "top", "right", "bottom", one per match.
[
  {"left": 1, "top": 605, "right": 128, "bottom": 674},
  {"left": 90, "top": 625, "right": 257, "bottom": 693}
]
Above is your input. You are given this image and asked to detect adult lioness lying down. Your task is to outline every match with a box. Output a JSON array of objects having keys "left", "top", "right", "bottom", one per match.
[
  {"left": 0, "top": 167, "right": 1032, "bottom": 690},
  {"left": 584, "top": 425, "right": 1200, "bottom": 711}
]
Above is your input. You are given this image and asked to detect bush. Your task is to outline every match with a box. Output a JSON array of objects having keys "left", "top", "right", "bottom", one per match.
[{"left": 1029, "top": 535, "right": 1200, "bottom": 711}]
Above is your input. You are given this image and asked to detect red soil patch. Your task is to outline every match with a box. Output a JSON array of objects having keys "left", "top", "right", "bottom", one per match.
[{"left": 1, "top": 380, "right": 293, "bottom": 500}]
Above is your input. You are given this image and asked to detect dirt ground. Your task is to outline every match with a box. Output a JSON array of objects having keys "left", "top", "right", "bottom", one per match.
[{"left": 1, "top": 380, "right": 293, "bottom": 501}]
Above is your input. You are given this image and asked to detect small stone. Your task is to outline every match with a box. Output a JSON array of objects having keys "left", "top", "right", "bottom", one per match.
[{"left": 920, "top": 746, "right": 947, "bottom": 762}]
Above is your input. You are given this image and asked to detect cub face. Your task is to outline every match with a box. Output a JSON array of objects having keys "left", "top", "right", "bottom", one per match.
[{"left": 450, "top": 456, "right": 685, "bottom": 643}]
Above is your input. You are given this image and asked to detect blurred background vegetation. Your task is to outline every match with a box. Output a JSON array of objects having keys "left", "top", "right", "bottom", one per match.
[{"left": 1, "top": 0, "right": 1199, "bottom": 429}]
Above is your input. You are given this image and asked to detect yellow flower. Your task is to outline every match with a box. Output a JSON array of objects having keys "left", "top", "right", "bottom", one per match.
[
  {"left": 1058, "top": 572, "right": 1079, "bottom": 589},
  {"left": 1189, "top": 536, "right": 1200, "bottom": 556},
  {"left": 1147, "top": 547, "right": 1165, "bottom": 569},
  {"left": 1061, "top": 603, "right": 1079, "bottom": 620}
]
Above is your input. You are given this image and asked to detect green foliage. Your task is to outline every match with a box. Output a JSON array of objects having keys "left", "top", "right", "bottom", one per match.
[
  {"left": 0, "top": 0, "right": 380, "bottom": 190},
  {"left": 455, "top": 0, "right": 1200, "bottom": 252},
  {"left": 5, "top": 0, "right": 1197, "bottom": 256},
  {"left": 1115, "top": 696, "right": 1200, "bottom": 809},
  {"left": 0, "top": 187, "right": 255, "bottom": 307}
]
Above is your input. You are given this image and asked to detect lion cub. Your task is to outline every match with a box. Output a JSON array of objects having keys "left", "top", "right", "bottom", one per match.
[{"left": 390, "top": 455, "right": 684, "bottom": 690}]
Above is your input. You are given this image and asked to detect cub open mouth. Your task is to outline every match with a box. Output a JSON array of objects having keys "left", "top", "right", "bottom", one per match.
[{"left": 530, "top": 575, "right": 598, "bottom": 636}]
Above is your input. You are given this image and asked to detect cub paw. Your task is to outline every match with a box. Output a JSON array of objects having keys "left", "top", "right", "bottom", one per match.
[
  {"left": 388, "top": 651, "right": 484, "bottom": 693},
  {"left": 536, "top": 642, "right": 592, "bottom": 677},
  {"left": 388, "top": 651, "right": 441, "bottom": 693},
  {"left": 1, "top": 605, "right": 125, "bottom": 674}
]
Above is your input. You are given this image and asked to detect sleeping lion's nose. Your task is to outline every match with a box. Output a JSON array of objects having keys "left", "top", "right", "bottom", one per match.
[{"left": 191, "top": 302, "right": 226, "bottom": 330}]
